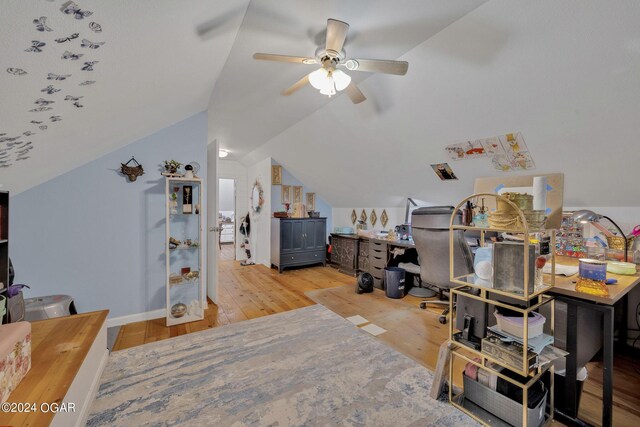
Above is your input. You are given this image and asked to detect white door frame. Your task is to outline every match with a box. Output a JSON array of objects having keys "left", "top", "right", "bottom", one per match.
[{"left": 206, "top": 140, "right": 219, "bottom": 304}]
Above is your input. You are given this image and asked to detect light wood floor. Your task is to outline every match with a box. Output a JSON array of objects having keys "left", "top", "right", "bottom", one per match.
[{"left": 113, "top": 260, "right": 640, "bottom": 426}]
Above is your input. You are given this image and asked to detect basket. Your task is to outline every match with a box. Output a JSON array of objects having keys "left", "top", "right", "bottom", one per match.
[
  {"left": 488, "top": 210, "right": 546, "bottom": 231},
  {"left": 497, "top": 193, "right": 534, "bottom": 213},
  {"left": 606, "top": 235, "right": 634, "bottom": 250}
]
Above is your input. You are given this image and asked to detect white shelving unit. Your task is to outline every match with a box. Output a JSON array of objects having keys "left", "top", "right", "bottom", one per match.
[{"left": 165, "top": 177, "right": 205, "bottom": 326}]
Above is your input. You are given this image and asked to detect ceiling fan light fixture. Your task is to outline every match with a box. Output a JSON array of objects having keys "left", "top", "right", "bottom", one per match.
[
  {"left": 332, "top": 69, "right": 351, "bottom": 91},
  {"left": 308, "top": 68, "right": 329, "bottom": 90}
]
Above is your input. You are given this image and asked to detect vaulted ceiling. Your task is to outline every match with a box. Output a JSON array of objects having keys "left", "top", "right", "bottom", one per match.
[
  {"left": 0, "top": 0, "right": 248, "bottom": 194},
  {"left": 238, "top": 0, "right": 640, "bottom": 208},
  {"left": 208, "top": 0, "right": 486, "bottom": 159}
]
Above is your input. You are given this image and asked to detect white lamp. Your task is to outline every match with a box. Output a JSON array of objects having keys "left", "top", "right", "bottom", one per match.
[{"left": 308, "top": 68, "right": 351, "bottom": 98}]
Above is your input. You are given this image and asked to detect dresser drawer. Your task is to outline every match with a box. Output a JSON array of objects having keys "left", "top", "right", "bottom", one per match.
[
  {"left": 371, "top": 265, "right": 385, "bottom": 280},
  {"left": 370, "top": 253, "right": 386, "bottom": 269},
  {"left": 371, "top": 241, "right": 387, "bottom": 252},
  {"left": 282, "top": 250, "right": 325, "bottom": 265}
]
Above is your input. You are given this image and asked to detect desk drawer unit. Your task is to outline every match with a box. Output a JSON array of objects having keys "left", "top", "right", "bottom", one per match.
[
  {"left": 358, "top": 240, "right": 369, "bottom": 257},
  {"left": 370, "top": 265, "right": 385, "bottom": 289}
]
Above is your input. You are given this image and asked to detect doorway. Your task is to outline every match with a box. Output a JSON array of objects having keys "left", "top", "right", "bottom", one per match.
[{"left": 218, "top": 178, "right": 236, "bottom": 261}]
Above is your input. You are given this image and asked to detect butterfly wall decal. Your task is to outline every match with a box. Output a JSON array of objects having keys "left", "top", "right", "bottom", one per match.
[
  {"left": 89, "top": 22, "right": 102, "bottom": 33},
  {"left": 81, "top": 38, "right": 104, "bottom": 49},
  {"left": 81, "top": 61, "right": 99, "bottom": 71},
  {"left": 47, "top": 73, "right": 71, "bottom": 80},
  {"left": 73, "top": 101, "right": 84, "bottom": 108},
  {"left": 65, "top": 95, "right": 83, "bottom": 101},
  {"left": 39, "top": 125, "right": 48, "bottom": 130},
  {"left": 35, "top": 98, "right": 55, "bottom": 106},
  {"left": 0, "top": 136, "right": 20, "bottom": 143},
  {"left": 79, "top": 80, "right": 95, "bottom": 86},
  {"left": 50, "top": 115, "right": 62, "bottom": 122},
  {"left": 61, "top": 1, "right": 93, "bottom": 20},
  {"left": 16, "top": 157, "right": 31, "bottom": 162},
  {"left": 55, "top": 33, "right": 79, "bottom": 43},
  {"left": 41, "top": 85, "right": 61, "bottom": 94},
  {"left": 29, "top": 106, "right": 53, "bottom": 112},
  {"left": 6, "top": 68, "right": 27, "bottom": 76},
  {"left": 25, "top": 41, "right": 46, "bottom": 53},
  {"left": 30, "top": 120, "right": 42, "bottom": 125},
  {"left": 62, "top": 50, "right": 83, "bottom": 60},
  {"left": 33, "top": 16, "right": 53, "bottom": 32},
  {"left": 23, "top": 131, "right": 35, "bottom": 137}
]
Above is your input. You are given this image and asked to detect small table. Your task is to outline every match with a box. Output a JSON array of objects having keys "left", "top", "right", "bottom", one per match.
[{"left": 547, "top": 257, "right": 640, "bottom": 427}]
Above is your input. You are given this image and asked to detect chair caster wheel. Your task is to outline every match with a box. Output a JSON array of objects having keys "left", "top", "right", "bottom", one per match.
[
  {"left": 419, "top": 302, "right": 427, "bottom": 310},
  {"left": 438, "top": 316, "right": 447, "bottom": 324}
]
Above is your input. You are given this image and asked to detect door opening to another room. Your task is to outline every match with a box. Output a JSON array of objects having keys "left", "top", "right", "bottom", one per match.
[{"left": 218, "top": 178, "right": 236, "bottom": 261}]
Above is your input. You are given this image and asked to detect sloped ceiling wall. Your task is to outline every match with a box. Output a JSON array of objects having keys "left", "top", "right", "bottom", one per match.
[
  {"left": 241, "top": 0, "right": 640, "bottom": 208},
  {"left": 0, "top": 0, "right": 248, "bottom": 194}
]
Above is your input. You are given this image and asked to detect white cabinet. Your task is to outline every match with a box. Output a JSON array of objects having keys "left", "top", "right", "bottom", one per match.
[{"left": 165, "top": 177, "right": 205, "bottom": 326}]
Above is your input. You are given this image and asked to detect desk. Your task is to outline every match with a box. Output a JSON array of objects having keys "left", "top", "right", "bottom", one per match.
[
  {"left": 330, "top": 233, "right": 415, "bottom": 287},
  {"left": 548, "top": 256, "right": 640, "bottom": 427},
  {"left": 2, "top": 310, "right": 109, "bottom": 427}
]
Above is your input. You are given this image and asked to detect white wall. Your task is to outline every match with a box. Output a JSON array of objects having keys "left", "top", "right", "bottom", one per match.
[
  {"left": 218, "top": 159, "right": 248, "bottom": 260},
  {"left": 218, "top": 178, "right": 235, "bottom": 212},
  {"left": 246, "top": 157, "right": 272, "bottom": 267}
]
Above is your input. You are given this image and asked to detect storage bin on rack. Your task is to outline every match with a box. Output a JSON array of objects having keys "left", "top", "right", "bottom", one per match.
[
  {"left": 463, "top": 373, "right": 547, "bottom": 427},
  {"left": 494, "top": 310, "right": 546, "bottom": 339}
]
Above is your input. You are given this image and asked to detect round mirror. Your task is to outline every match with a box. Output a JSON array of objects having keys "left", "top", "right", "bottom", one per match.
[{"left": 251, "top": 180, "right": 264, "bottom": 214}]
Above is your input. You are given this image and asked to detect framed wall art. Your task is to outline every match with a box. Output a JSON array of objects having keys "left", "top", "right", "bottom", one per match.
[
  {"left": 271, "top": 165, "right": 282, "bottom": 185},
  {"left": 306, "top": 192, "right": 316, "bottom": 211},
  {"left": 281, "top": 185, "right": 291, "bottom": 204},
  {"left": 293, "top": 186, "right": 303, "bottom": 204}
]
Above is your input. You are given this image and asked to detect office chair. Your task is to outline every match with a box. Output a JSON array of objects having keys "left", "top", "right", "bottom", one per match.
[{"left": 411, "top": 206, "right": 474, "bottom": 324}]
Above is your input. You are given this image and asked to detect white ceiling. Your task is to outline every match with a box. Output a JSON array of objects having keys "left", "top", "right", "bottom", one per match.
[
  {"left": 240, "top": 0, "right": 640, "bottom": 208},
  {"left": 0, "top": 0, "right": 248, "bottom": 194},
  {"left": 208, "top": 0, "right": 486, "bottom": 159}
]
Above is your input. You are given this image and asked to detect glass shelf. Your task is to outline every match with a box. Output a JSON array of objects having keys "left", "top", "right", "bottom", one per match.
[
  {"left": 451, "top": 224, "right": 548, "bottom": 234},
  {"left": 451, "top": 274, "right": 552, "bottom": 302}
]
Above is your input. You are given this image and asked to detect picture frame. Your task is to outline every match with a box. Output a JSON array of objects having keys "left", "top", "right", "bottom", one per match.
[
  {"left": 281, "top": 185, "right": 291, "bottom": 204},
  {"left": 293, "top": 186, "right": 303, "bottom": 203},
  {"left": 306, "top": 193, "right": 316, "bottom": 211},
  {"left": 350, "top": 209, "right": 358, "bottom": 225},
  {"left": 360, "top": 209, "right": 367, "bottom": 223},
  {"left": 271, "top": 165, "right": 282, "bottom": 185}
]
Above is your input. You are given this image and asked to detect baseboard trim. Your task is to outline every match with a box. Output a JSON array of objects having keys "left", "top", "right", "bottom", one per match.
[{"left": 106, "top": 309, "right": 165, "bottom": 328}]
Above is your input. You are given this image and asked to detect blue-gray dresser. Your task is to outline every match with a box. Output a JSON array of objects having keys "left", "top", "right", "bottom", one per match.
[{"left": 271, "top": 217, "right": 327, "bottom": 273}]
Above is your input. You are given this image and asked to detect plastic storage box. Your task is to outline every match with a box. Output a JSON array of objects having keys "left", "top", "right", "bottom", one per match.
[
  {"left": 463, "top": 373, "right": 547, "bottom": 427},
  {"left": 24, "top": 295, "right": 76, "bottom": 321},
  {"left": 494, "top": 310, "right": 546, "bottom": 339}
]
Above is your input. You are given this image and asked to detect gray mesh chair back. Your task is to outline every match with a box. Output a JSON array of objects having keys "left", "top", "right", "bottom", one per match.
[{"left": 411, "top": 206, "right": 474, "bottom": 290}]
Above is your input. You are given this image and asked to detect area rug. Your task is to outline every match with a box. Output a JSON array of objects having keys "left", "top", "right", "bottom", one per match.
[{"left": 87, "top": 305, "right": 477, "bottom": 426}]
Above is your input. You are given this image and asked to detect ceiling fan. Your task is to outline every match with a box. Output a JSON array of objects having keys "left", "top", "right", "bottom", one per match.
[{"left": 253, "top": 19, "right": 409, "bottom": 104}]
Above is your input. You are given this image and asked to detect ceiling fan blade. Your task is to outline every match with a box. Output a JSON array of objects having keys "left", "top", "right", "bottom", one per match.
[
  {"left": 253, "top": 53, "right": 317, "bottom": 64},
  {"left": 282, "top": 73, "right": 311, "bottom": 96},
  {"left": 348, "top": 58, "right": 409, "bottom": 75},
  {"left": 325, "top": 19, "right": 349, "bottom": 54},
  {"left": 344, "top": 82, "right": 366, "bottom": 104}
]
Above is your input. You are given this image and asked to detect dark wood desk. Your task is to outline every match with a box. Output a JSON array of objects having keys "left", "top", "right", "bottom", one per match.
[{"left": 547, "top": 256, "right": 640, "bottom": 427}]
